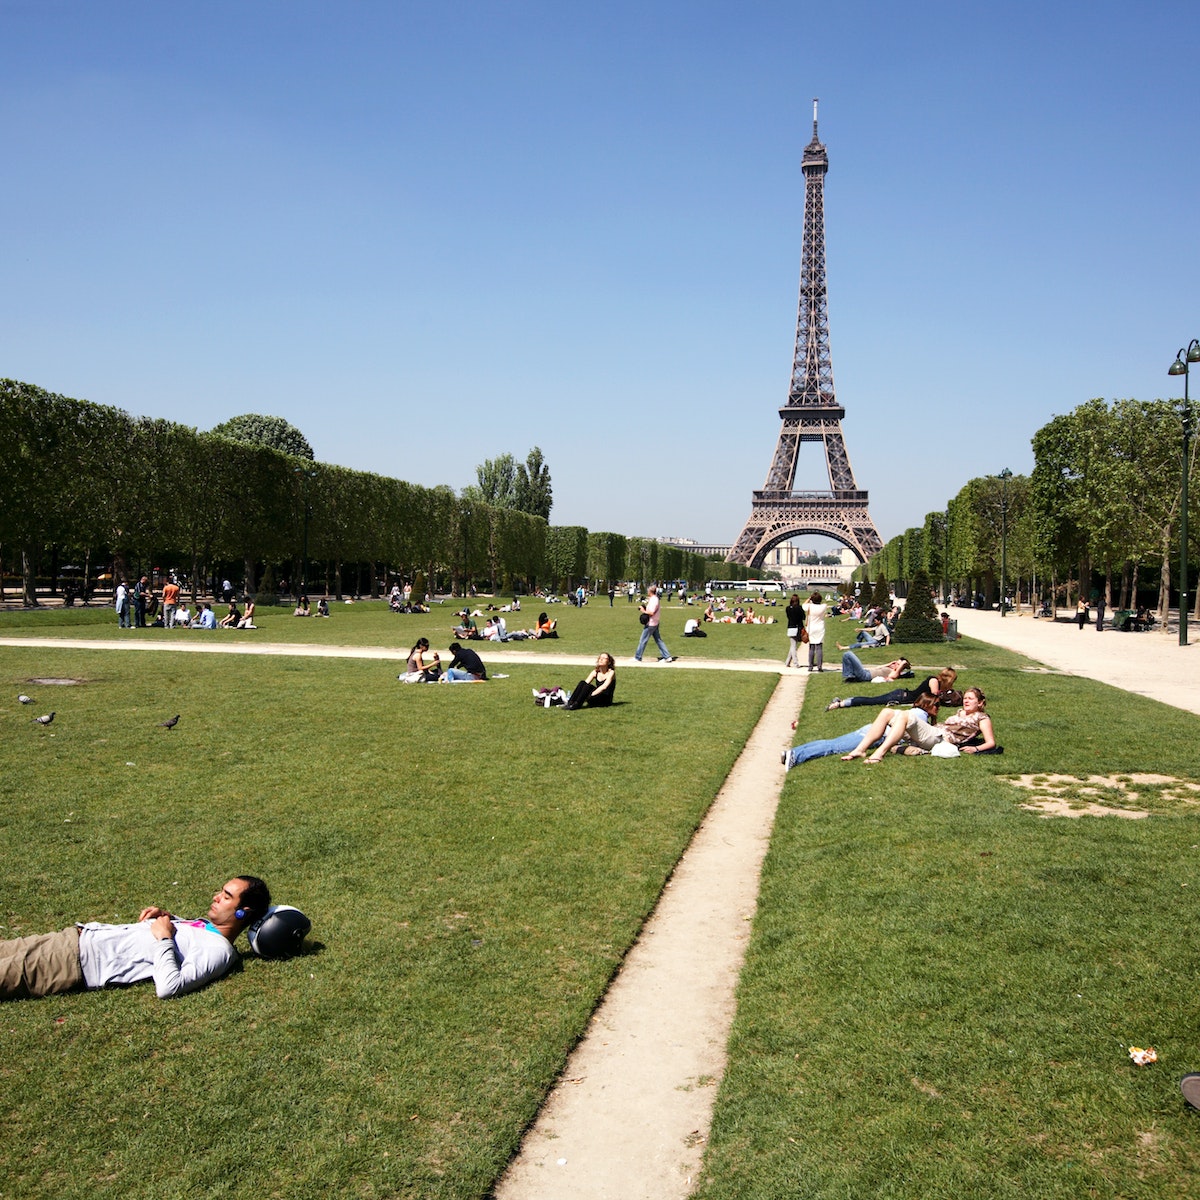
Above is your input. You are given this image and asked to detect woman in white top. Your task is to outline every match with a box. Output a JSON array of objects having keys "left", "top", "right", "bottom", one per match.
[{"left": 802, "top": 590, "right": 828, "bottom": 672}]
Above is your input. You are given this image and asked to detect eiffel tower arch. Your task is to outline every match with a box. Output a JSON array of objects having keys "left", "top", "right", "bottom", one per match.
[{"left": 729, "top": 101, "right": 882, "bottom": 571}]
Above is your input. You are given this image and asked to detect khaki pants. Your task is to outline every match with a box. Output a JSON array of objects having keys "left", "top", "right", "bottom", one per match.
[{"left": 0, "top": 926, "right": 84, "bottom": 999}]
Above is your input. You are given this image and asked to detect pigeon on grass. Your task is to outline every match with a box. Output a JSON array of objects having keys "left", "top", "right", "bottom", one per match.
[
  {"left": 18, "top": 694, "right": 33, "bottom": 704},
  {"left": 159, "top": 715, "right": 181, "bottom": 729},
  {"left": 33, "top": 712, "right": 55, "bottom": 727}
]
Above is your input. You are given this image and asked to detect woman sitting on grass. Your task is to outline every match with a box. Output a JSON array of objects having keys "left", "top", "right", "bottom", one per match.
[
  {"left": 563, "top": 654, "right": 617, "bottom": 710},
  {"left": 841, "top": 687, "right": 996, "bottom": 763},
  {"left": 403, "top": 637, "right": 441, "bottom": 682},
  {"left": 827, "top": 667, "right": 957, "bottom": 711},
  {"left": 294, "top": 595, "right": 311, "bottom": 617}
]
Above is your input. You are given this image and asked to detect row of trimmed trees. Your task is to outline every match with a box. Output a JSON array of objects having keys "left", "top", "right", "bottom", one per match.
[
  {"left": 1, "top": 380, "right": 759, "bottom": 605},
  {"left": 855, "top": 397, "right": 1198, "bottom": 622}
]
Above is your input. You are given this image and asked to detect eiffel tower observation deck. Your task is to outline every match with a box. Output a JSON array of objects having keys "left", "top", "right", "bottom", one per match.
[{"left": 728, "top": 101, "right": 882, "bottom": 568}]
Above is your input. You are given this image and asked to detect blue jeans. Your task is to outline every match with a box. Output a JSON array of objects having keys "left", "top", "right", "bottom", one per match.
[
  {"left": 841, "top": 651, "right": 873, "bottom": 682},
  {"left": 635, "top": 624, "right": 671, "bottom": 661},
  {"left": 786, "top": 725, "right": 878, "bottom": 769},
  {"left": 443, "top": 668, "right": 478, "bottom": 682}
]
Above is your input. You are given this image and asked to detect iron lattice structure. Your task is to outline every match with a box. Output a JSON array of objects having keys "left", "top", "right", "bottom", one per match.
[{"left": 728, "top": 102, "right": 882, "bottom": 568}]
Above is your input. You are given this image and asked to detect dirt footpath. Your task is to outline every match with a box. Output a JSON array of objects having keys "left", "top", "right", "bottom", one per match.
[{"left": 495, "top": 671, "right": 806, "bottom": 1200}]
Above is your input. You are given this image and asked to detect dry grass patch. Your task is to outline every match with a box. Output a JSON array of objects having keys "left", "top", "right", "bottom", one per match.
[{"left": 1008, "top": 772, "right": 1200, "bottom": 818}]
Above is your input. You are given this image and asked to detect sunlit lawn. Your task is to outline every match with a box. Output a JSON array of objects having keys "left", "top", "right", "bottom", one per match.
[
  {"left": 0, "top": 641, "right": 774, "bottom": 1198},
  {"left": 7, "top": 604, "right": 1200, "bottom": 1198},
  {"left": 0, "top": 592, "right": 796, "bottom": 663},
  {"left": 696, "top": 654, "right": 1200, "bottom": 1199}
]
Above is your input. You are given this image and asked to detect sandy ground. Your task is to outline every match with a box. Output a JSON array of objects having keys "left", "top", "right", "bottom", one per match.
[
  {"left": 3, "top": 614, "right": 1196, "bottom": 1198},
  {"left": 938, "top": 607, "right": 1200, "bottom": 715}
]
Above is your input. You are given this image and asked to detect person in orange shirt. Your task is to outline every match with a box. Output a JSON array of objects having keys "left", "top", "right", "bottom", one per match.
[{"left": 162, "top": 578, "right": 182, "bottom": 628}]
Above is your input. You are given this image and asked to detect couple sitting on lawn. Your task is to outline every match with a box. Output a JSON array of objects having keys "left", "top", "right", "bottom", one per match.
[{"left": 402, "top": 640, "right": 488, "bottom": 683}]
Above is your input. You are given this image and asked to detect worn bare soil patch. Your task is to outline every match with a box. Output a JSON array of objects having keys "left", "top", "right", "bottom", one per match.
[{"left": 1009, "top": 773, "right": 1200, "bottom": 818}]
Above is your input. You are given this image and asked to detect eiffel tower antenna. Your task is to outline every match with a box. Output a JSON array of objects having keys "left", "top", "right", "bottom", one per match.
[{"left": 727, "top": 102, "right": 882, "bottom": 568}]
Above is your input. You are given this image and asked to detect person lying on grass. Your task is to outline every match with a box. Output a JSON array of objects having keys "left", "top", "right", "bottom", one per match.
[
  {"left": 1, "top": 876, "right": 270, "bottom": 1001},
  {"left": 826, "top": 667, "right": 958, "bottom": 711},
  {"left": 837, "top": 651, "right": 911, "bottom": 684},
  {"left": 839, "top": 695, "right": 943, "bottom": 763},
  {"left": 841, "top": 687, "right": 996, "bottom": 763}
]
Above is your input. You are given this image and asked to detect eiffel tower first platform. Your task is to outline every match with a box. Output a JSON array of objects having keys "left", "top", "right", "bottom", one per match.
[{"left": 728, "top": 102, "right": 882, "bottom": 569}]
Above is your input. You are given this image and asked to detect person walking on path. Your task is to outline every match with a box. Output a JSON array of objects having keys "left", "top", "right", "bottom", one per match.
[{"left": 635, "top": 584, "right": 673, "bottom": 663}]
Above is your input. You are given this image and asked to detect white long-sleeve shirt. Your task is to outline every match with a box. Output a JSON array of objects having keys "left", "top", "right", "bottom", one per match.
[{"left": 77, "top": 918, "right": 237, "bottom": 999}]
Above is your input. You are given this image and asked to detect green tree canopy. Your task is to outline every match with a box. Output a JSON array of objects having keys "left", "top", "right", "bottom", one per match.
[
  {"left": 515, "top": 446, "right": 553, "bottom": 521},
  {"left": 211, "top": 413, "right": 315, "bottom": 459},
  {"left": 463, "top": 453, "right": 518, "bottom": 509}
]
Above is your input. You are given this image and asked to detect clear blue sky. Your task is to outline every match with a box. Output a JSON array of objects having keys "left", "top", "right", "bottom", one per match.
[{"left": 4, "top": 1, "right": 1197, "bottom": 549}]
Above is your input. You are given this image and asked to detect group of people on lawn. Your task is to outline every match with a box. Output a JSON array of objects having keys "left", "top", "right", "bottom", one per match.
[
  {"left": 114, "top": 576, "right": 258, "bottom": 630},
  {"left": 450, "top": 609, "right": 557, "bottom": 643},
  {"left": 784, "top": 653, "right": 999, "bottom": 768}
]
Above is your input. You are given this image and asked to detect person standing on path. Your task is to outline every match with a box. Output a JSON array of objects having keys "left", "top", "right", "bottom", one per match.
[
  {"left": 1096, "top": 593, "right": 1106, "bottom": 632},
  {"left": 1076, "top": 598, "right": 1088, "bottom": 630},
  {"left": 803, "top": 590, "right": 828, "bottom": 672},
  {"left": 635, "top": 584, "right": 674, "bottom": 663},
  {"left": 783, "top": 593, "right": 806, "bottom": 668}
]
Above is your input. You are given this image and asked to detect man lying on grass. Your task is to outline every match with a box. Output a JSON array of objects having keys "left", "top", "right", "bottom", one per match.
[{"left": 0, "top": 876, "right": 270, "bottom": 1001}]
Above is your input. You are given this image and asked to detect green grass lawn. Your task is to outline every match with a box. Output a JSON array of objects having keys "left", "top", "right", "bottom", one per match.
[
  {"left": 7, "top": 608, "right": 1200, "bottom": 1198},
  {"left": 0, "top": 642, "right": 774, "bottom": 1199},
  {"left": 0, "top": 594, "right": 795, "bottom": 662},
  {"left": 696, "top": 657, "right": 1200, "bottom": 1199}
]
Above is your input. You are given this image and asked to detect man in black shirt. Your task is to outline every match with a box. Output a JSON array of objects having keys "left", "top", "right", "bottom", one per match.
[{"left": 442, "top": 643, "right": 487, "bottom": 682}]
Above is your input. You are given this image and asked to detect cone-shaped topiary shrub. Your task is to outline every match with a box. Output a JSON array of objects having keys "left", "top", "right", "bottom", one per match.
[
  {"left": 893, "top": 568, "right": 944, "bottom": 643},
  {"left": 870, "top": 574, "right": 892, "bottom": 611}
]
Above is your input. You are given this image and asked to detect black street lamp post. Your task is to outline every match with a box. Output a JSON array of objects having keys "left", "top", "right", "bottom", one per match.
[
  {"left": 295, "top": 468, "right": 318, "bottom": 596},
  {"left": 1168, "top": 340, "right": 1200, "bottom": 647},
  {"left": 998, "top": 468, "right": 1012, "bottom": 617}
]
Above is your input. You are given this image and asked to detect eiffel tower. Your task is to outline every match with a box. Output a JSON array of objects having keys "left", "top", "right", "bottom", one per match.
[{"left": 728, "top": 101, "right": 882, "bottom": 568}]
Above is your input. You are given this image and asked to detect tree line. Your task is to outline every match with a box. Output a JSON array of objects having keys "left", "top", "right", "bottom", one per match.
[
  {"left": 0, "top": 380, "right": 759, "bottom": 605},
  {"left": 855, "top": 396, "right": 1198, "bottom": 621}
]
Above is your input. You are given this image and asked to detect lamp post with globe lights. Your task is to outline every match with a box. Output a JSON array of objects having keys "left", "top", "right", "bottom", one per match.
[
  {"left": 1168, "top": 339, "right": 1200, "bottom": 646},
  {"left": 997, "top": 468, "right": 1012, "bottom": 617}
]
